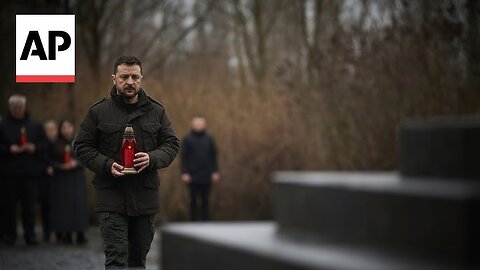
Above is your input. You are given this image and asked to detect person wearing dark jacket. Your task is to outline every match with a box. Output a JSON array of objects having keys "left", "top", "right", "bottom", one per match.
[
  {"left": 50, "top": 120, "right": 88, "bottom": 244},
  {"left": 0, "top": 95, "right": 47, "bottom": 245},
  {"left": 0, "top": 115, "right": 5, "bottom": 244},
  {"left": 38, "top": 119, "right": 57, "bottom": 242},
  {"left": 181, "top": 116, "right": 220, "bottom": 221},
  {"left": 74, "top": 56, "right": 179, "bottom": 269}
]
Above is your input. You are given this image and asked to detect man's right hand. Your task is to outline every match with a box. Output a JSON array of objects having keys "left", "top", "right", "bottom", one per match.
[
  {"left": 10, "top": 144, "right": 24, "bottom": 155},
  {"left": 181, "top": 173, "right": 191, "bottom": 184},
  {"left": 111, "top": 162, "right": 125, "bottom": 177}
]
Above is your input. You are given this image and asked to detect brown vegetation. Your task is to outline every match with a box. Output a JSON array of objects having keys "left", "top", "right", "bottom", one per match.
[{"left": 1, "top": 0, "right": 479, "bottom": 221}]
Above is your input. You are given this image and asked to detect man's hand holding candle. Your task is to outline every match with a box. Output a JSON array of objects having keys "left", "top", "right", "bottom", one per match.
[
  {"left": 111, "top": 152, "right": 149, "bottom": 177},
  {"left": 111, "top": 162, "right": 125, "bottom": 177},
  {"left": 10, "top": 144, "right": 25, "bottom": 155},
  {"left": 134, "top": 152, "right": 150, "bottom": 173}
]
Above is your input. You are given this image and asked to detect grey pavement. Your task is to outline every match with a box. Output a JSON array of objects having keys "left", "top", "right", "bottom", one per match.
[{"left": 0, "top": 226, "right": 160, "bottom": 270}]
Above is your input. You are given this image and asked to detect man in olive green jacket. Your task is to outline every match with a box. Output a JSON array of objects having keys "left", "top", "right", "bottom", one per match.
[{"left": 74, "top": 56, "right": 179, "bottom": 269}]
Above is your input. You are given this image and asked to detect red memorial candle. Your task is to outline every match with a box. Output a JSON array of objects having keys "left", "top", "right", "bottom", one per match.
[
  {"left": 64, "top": 144, "right": 72, "bottom": 164},
  {"left": 19, "top": 127, "right": 27, "bottom": 146},
  {"left": 123, "top": 142, "right": 135, "bottom": 167},
  {"left": 121, "top": 124, "right": 137, "bottom": 174}
]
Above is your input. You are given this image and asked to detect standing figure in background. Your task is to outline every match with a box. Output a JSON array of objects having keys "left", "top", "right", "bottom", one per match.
[
  {"left": 0, "top": 95, "right": 47, "bottom": 245},
  {"left": 0, "top": 115, "right": 5, "bottom": 244},
  {"left": 39, "top": 119, "right": 58, "bottom": 242},
  {"left": 50, "top": 120, "right": 88, "bottom": 244},
  {"left": 181, "top": 116, "right": 220, "bottom": 221}
]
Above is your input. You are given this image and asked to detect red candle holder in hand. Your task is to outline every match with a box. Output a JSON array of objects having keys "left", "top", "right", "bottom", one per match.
[
  {"left": 19, "top": 127, "right": 27, "bottom": 146},
  {"left": 121, "top": 124, "right": 137, "bottom": 174},
  {"left": 64, "top": 144, "right": 72, "bottom": 164}
]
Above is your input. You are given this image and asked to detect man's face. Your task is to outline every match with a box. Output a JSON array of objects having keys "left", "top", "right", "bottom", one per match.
[
  {"left": 9, "top": 102, "right": 26, "bottom": 120},
  {"left": 112, "top": 64, "right": 143, "bottom": 99},
  {"left": 191, "top": 117, "right": 207, "bottom": 132}
]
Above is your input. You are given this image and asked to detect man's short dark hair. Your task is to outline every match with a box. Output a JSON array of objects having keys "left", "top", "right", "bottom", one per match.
[
  {"left": 113, "top": 56, "right": 142, "bottom": 74},
  {"left": 192, "top": 114, "right": 206, "bottom": 120}
]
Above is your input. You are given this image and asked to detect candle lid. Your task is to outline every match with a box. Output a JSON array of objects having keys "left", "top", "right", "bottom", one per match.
[{"left": 124, "top": 124, "right": 134, "bottom": 135}]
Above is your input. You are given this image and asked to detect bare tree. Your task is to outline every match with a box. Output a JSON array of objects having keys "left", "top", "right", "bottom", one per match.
[
  {"left": 145, "top": 0, "right": 219, "bottom": 75},
  {"left": 466, "top": 0, "right": 480, "bottom": 91},
  {"left": 230, "top": 0, "right": 285, "bottom": 89},
  {"left": 75, "top": 0, "right": 219, "bottom": 82},
  {"left": 76, "top": 0, "right": 120, "bottom": 83}
]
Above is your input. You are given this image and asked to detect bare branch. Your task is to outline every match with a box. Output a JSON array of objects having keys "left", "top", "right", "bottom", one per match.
[{"left": 146, "top": 0, "right": 220, "bottom": 74}]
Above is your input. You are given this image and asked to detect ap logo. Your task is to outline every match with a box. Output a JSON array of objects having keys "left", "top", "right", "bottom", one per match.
[{"left": 16, "top": 15, "right": 75, "bottom": 83}]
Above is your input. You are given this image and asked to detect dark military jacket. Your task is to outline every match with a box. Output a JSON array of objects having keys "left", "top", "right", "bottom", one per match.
[
  {"left": 0, "top": 112, "right": 47, "bottom": 177},
  {"left": 74, "top": 87, "right": 179, "bottom": 216}
]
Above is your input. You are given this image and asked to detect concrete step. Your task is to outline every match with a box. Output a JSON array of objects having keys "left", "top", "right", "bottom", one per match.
[
  {"left": 273, "top": 171, "right": 480, "bottom": 267},
  {"left": 161, "top": 222, "right": 468, "bottom": 270},
  {"left": 399, "top": 115, "right": 480, "bottom": 180}
]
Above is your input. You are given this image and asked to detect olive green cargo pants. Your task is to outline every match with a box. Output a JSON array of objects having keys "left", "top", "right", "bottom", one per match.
[{"left": 98, "top": 212, "right": 155, "bottom": 269}]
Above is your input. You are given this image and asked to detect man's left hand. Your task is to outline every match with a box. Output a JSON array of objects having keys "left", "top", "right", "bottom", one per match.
[
  {"left": 211, "top": 172, "right": 221, "bottom": 183},
  {"left": 134, "top": 152, "right": 150, "bottom": 173},
  {"left": 24, "top": 143, "right": 35, "bottom": 154}
]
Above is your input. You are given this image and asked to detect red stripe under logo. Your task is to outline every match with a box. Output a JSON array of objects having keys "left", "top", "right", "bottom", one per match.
[{"left": 16, "top": 75, "right": 75, "bottom": 83}]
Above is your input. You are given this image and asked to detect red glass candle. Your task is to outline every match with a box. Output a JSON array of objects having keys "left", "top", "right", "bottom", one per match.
[
  {"left": 19, "top": 127, "right": 27, "bottom": 146},
  {"left": 123, "top": 142, "right": 135, "bottom": 167},
  {"left": 64, "top": 144, "right": 72, "bottom": 164},
  {"left": 121, "top": 124, "right": 137, "bottom": 174}
]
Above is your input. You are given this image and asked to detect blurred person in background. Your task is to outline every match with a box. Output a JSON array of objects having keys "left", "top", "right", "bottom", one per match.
[
  {"left": 0, "top": 115, "right": 5, "bottom": 244},
  {"left": 50, "top": 120, "right": 88, "bottom": 244},
  {"left": 0, "top": 94, "right": 47, "bottom": 246},
  {"left": 74, "top": 56, "right": 179, "bottom": 269},
  {"left": 38, "top": 119, "right": 58, "bottom": 242},
  {"left": 181, "top": 115, "right": 220, "bottom": 221}
]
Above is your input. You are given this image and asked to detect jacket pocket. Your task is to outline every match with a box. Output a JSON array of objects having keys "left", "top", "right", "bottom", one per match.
[
  {"left": 144, "top": 171, "right": 160, "bottom": 190},
  {"left": 98, "top": 212, "right": 110, "bottom": 222},
  {"left": 98, "top": 123, "right": 123, "bottom": 152},
  {"left": 141, "top": 122, "right": 161, "bottom": 151},
  {"left": 92, "top": 175, "right": 118, "bottom": 190}
]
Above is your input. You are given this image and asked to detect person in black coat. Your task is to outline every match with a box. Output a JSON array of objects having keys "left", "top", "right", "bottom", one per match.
[
  {"left": 50, "top": 120, "right": 88, "bottom": 244},
  {"left": 181, "top": 116, "right": 220, "bottom": 221},
  {"left": 38, "top": 119, "right": 58, "bottom": 242},
  {"left": 0, "top": 115, "right": 5, "bottom": 244},
  {"left": 0, "top": 95, "right": 47, "bottom": 245}
]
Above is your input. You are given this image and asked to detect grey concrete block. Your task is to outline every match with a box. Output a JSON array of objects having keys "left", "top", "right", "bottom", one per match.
[
  {"left": 273, "top": 172, "right": 480, "bottom": 267},
  {"left": 161, "top": 222, "right": 458, "bottom": 270},
  {"left": 399, "top": 115, "right": 480, "bottom": 180}
]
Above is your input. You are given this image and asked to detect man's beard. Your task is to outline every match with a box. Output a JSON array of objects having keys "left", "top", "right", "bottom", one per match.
[{"left": 120, "top": 87, "right": 139, "bottom": 100}]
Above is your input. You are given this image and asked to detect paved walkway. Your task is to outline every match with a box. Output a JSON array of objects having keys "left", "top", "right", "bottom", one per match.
[{"left": 0, "top": 227, "right": 160, "bottom": 270}]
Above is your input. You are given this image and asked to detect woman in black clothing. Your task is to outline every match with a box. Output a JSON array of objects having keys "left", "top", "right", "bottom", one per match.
[{"left": 50, "top": 120, "right": 88, "bottom": 244}]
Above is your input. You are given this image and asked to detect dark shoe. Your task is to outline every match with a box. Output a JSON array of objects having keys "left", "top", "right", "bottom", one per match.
[
  {"left": 55, "top": 232, "right": 65, "bottom": 243},
  {"left": 63, "top": 233, "right": 73, "bottom": 244},
  {"left": 25, "top": 238, "right": 38, "bottom": 245},
  {"left": 42, "top": 234, "right": 50, "bottom": 243},
  {"left": 76, "top": 232, "right": 87, "bottom": 245},
  {"left": 5, "top": 235, "right": 16, "bottom": 246}
]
